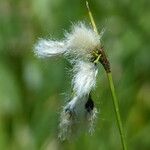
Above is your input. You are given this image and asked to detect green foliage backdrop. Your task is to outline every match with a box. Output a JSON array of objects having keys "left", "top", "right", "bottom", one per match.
[{"left": 0, "top": 0, "right": 150, "bottom": 149}]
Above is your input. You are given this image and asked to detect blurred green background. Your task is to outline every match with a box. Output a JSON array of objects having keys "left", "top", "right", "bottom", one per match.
[{"left": 0, "top": 0, "right": 150, "bottom": 149}]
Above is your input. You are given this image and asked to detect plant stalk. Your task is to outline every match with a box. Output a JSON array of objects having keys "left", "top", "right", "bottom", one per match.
[
  {"left": 86, "top": 1, "right": 127, "bottom": 150},
  {"left": 107, "top": 73, "right": 127, "bottom": 150}
]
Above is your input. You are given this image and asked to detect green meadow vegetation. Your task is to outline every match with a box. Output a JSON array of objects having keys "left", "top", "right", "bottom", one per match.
[{"left": 0, "top": 0, "right": 150, "bottom": 149}]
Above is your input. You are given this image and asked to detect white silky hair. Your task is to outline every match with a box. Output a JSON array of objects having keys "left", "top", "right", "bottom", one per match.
[
  {"left": 72, "top": 61, "right": 98, "bottom": 97},
  {"left": 59, "top": 95, "right": 98, "bottom": 140},
  {"left": 59, "top": 60, "right": 98, "bottom": 140},
  {"left": 59, "top": 96, "right": 87, "bottom": 141},
  {"left": 34, "top": 22, "right": 101, "bottom": 140},
  {"left": 65, "top": 22, "right": 100, "bottom": 58},
  {"left": 34, "top": 39, "right": 66, "bottom": 57},
  {"left": 87, "top": 107, "right": 98, "bottom": 135},
  {"left": 59, "top": 95, "right": 97, "bottom": 141},
  {"left": 34, "top": 22, "right": 100, "bottom": 59},
  {"left": 64, "top": 95, "right": 88, "bottom": 116},
  {"left": 58, "top": 107, "right": 72, "bottom": 141}
]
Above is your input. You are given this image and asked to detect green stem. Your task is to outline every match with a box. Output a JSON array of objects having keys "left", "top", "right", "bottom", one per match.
[
  {"left": 86, "top": 1, "right": 98, "bottom": 34},
  {"left": 86, "top": 1, "right": 127, "bottom": 150},
  {"left": 107, "top": 73, "right": 127, "bottom": 150}
]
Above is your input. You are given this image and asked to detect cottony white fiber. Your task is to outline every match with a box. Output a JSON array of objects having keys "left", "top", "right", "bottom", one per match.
[
  {"left": 72, "top": 61, "right": 98, "bottom": 97},
  {"left": 34, "top": 21, "right": 101, "bottom": 141},
  {"left": 34, "top": 22, "right": 100, "bottom": 59},
  {"left": 34, "top": 39, "right": 66, "bottom": 57}
]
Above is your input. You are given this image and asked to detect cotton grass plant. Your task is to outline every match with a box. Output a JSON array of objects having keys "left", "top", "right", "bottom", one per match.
[
  {"left": 35, "top": 22, "right": 99, "bottom": 140},
  {"left": 34, "top": 1, "right": 127, "bottom": 150}
]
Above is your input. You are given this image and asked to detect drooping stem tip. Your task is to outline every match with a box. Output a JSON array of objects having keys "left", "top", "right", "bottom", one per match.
[{"left": 86, "top": 1, "right": 98, "bottom": 34}]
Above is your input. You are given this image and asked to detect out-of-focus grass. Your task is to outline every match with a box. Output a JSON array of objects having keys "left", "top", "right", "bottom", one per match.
[{"left": 0, "top": 0, "right": 150, "bottom": 149}]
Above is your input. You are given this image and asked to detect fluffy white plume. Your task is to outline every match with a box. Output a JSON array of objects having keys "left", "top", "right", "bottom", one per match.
[
  {"left": 59, "top": 95, "right": 90, "bottom": 141},
  {"left": 34, "top": 22, "right": 101, "bottom": 59},
  {"left": 34, "top": 22, "right": 101, "bottom": 140},
  {"left": 65, "top": 95, "right": 88, "bottom": 116},
  {"left": 65, "top": 23, "right": 100, "bottom": 58},
  {"left": 34, "top": 39, "right": 66, "bottom": 57},
  {"left": 59, "top": 60, "right": 98, "bottom": 141},
  {"left": 59, "top": 95, "right": 98, "bottom": 140},
  {"left": 72, "top": 61, "right": 98, "bottom": 97}
]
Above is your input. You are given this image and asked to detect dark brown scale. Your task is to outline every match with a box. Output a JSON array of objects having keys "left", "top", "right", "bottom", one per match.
[
  {"left": 85, "top": 95, "right": 94, "bottom": 112},
  {"left": 98, "top": 46, "right": 111, "bottom": 73}
]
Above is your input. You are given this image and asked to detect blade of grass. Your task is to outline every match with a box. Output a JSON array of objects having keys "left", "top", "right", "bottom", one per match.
[
  {"left": 86, "top": 1, "right": 127, "bottom": 150},
  {"left": 86, "top": 1, "right": 98, "bottom": 34}
]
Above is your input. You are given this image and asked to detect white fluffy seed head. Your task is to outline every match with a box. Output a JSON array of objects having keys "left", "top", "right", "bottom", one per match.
[
  {"left": 34, "top": 22, "right": 101, "bottom": 60},
  {"left": 34, "top": 22, "right": 101, "bottom": 140},
  {"left": 65, "top": 95, "right": 88, "bottom": 116},
  {"left": 72, "top": 61, "right": 98, "bottom": 97},
  {"left": 59, "top": 95, "right": 98, "bottom": 140},
  {"left": 65, "top": 22, "right": 100, "bottom": 59},
  {"left": 34, "top": 39, "right": 66, "bottom": 58},
  {"left": 59, "top": 95, "right": 91, "bottom": 141}
]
